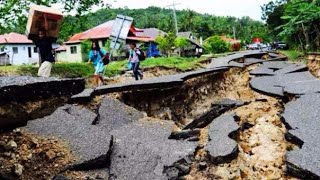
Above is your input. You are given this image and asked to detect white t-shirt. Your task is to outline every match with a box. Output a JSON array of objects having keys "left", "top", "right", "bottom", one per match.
[{"left": 129, "top": 48, "right": 141, "bottom": 63}]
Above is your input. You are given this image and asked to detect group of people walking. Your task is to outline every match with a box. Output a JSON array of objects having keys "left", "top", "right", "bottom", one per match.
[
  {"left": 33, "top": 20, "right": 144, "bottom": 87},
  {"left": 87, "top": 42, "right": 144, "bottom": 86}
]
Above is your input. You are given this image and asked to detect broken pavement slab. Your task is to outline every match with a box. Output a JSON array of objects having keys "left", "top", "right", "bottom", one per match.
[
  {"left": 250, "top": 70, "right": 317, "bottom": 97},
  {"left": 284, "top": 80, "right": 320, "bottom": 95},
  {"left": 244, "top": 58, "right": 265, "bottom": 66},
  {"left": 110, "top": 120, "right": 197, "bottom": 180},
  {"left": 96, "top": 96, "right": 144, "bottom": 131},
  {"left": 0, "top": 76, "right": 85, "bottom": 105},
  {"left": 274, "top": 64, "right": 308, "bottom": 75},
  {"left": 250, "top": 66, "right": 275, "bottom": 76},
  {"left": 0, "top": 76, "right": 85, "bottom": 129},
  {"left": 94, "top": 75, "right": 184, "bottom": 95},
  {"left": 259, "top": 61, "right": 292, "bottom": 70},
  {"left": 24, "top": 105, "right": 113, "bottom": 169},
  {"left": 207, "top": 113, "right": 239, "bottom": 164},
  {"left": 208, "top": 50, "right": 267, "bottom": 69},
  {"left": 69, "top": 88, "right": 95, "bottom": 104},
  {"left": 282, "top": 93, "right": 320, "bottom": 179}
]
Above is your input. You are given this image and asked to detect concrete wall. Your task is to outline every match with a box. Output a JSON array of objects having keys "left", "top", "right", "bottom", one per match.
[
  {"left": 62, "top": 43, "right": 83, "bottom": 63},
  {"left": 1, "top": 44, "right": 39, "bottom": 65}
]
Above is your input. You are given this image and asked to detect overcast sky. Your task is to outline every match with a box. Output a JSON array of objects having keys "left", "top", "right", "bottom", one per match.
[{"left": 107, "top": 0, "right": 272, "bottom": 21}]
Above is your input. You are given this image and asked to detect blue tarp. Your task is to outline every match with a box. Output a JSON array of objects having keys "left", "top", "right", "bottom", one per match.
[{"left": 147, "top": 43, "right": 160, "bottom": 57}]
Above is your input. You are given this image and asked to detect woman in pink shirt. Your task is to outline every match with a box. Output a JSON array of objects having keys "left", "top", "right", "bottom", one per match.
[{"left": 128, "top": 43, "right": 143, "bottom": 80}]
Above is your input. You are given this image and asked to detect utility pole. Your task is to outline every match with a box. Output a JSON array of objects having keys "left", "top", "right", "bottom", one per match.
[
  {"left": 166, "top": 1, "right": 181, "bottom": 35},
  {"left": 233, "top": 26, "right": 236, "bottom": 40}
]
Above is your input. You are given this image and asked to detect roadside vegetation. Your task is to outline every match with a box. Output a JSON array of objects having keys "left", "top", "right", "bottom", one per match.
[
  {"left": 0, "top": 56, "right": 210, "bottom": 78},
  {"left": 279, "top": 50, "right": 304, "bottom": 62}
]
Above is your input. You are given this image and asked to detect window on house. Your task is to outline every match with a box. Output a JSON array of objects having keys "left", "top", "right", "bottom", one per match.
[
  {"left": 0, "top": 47, "right": 4, "bottom": 52},
  {"left": 12, "top": 47, "right": 18, "bottom": 54},
  {"left": 71, "top": 46, "right": 77, "bottom": 54},
  {"left": 33, "top": 47, "right": 38, "bottom": 53}
]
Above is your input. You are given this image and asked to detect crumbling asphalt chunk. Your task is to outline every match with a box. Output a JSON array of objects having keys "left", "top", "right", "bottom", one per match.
[
  {"left": 94, "top": 75, "right": 184, "bottom": 95},
  {"left": 284, "top": 80, "right": 320, "bottom": 95},
  {"left": 183, "top": 99, "right": 244, "bottom": 130},
  {"left": 169, "top": 129, "right": 201, "bottom": 141},
  {"left": 250, "top": 76, "right": 284, "bottom": 97},
  {"left": 24, "top": 105, "right": 113, "bottom": 169},
  {"left": 282, "top": 93, "right": 320, "bottom": 178},
  {"left": 274, "top": 64, "right": 307, "bottom": 74},
  {"left": 260, "top": 61, "right": 291, "bottom": 70},
  {"left": 69, "top": 88, "right": 95, "bottom": 104},
  {"left": 250, "top": 67, "right": 275, "bottom": 76},
  {"left": 0, "top": 76, "right": 85, "bottom": 129},
  {"left": 96, "top": 96, "right": 144, "bottom": 131},
  {"left": 244, "top": 58, "right": 265, "bottom": 66},
  {"left": 206, "top": 113, "right": 239, "bottom": 164},
  {"left": 0, "top": 76, "right": 85, "bottom": 105},
  {"left": 208, "top": 50, "right": 267, "bottom": 69},
  {"left": 250, "top": 71, "right": 317, "bottom": 97},
  {"left": 109, "top": 121, "right": 197, "bottom": 180}
]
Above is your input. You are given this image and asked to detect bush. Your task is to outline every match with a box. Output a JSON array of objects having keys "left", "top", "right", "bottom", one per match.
[
  {"left": 204, "top": 35, "right": 229, "bottom": 54},
  {"left": 81, "top": 40, "right": 92, "bottom": 62},
  {"left": 231, "top": 43, "right": 241, "bottom": 51}
]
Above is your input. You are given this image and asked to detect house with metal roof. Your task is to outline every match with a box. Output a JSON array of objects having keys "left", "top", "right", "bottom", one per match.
[
  {"left": 57, "top": 20, "right": 155, "bottom": 62},
  {"left": 177, "top": 31, "right": 204, "bottom": 57},
  {"left": 0, "top": 32, "right": 39, "bottom": 65}
]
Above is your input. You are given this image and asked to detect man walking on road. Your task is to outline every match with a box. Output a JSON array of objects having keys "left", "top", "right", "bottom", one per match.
[{"left": 33, "top": 14, "right": 55, "bottom": 77}]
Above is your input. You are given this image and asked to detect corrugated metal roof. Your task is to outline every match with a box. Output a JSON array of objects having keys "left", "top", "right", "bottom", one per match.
[
  {"left": 0, "top": 32, "right": 33, "bottom": 44},
  {"left": 66, "top": 20, "right": 154, "bottom": 43},
  {"left": 55, "top": 45, "right": 67, "bottom": 51},
  {"left": 136, "top": 28, "right": 166, "bottom": 39},
  {"left": 127, "top": 36, "right": 154, "bottom": 42}
]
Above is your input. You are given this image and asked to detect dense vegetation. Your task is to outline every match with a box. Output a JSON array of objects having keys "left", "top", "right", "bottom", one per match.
[
  {"left": 0, "top": 2, "right": 269, "bottom": 44},
  {"left": 262, "top": 0, "right": 320, "bottom": 52}
]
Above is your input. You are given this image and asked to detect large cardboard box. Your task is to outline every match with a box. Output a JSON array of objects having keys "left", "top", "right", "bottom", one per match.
[{"left": 26, "top": 5, "right": 63, "bottom": 40}]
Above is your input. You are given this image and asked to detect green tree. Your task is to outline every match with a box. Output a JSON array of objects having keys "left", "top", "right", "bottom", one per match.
[
  {"left": 174, "top": 37, "right": 191, "bottom": 57},
  {"left": 203, "top": 35, "right": 229, "bottom": 54},
  {"left": 156, "top": 32, "right": 176, "bottom": 57},
  {"left": 81, "top": 39, "right": 92, "bottom": 62},
  {"left": 276, "top": 0, "right": 320, "bottom": 51}
]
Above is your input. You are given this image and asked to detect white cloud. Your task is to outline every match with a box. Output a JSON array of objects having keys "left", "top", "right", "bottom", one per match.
[{"left": 106, "top": 0, "right": 271, "bottom": 21}]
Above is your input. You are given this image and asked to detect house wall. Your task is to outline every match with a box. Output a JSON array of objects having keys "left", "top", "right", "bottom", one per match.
[
  {"left": 1, "top": 44, "right": 39, "bottom": 65},
  {"left": 63, "top": 43, "right": 83, "bottom": 62},
  {"left": 55, "top": 51, "right": 68, "bottom": 62}
]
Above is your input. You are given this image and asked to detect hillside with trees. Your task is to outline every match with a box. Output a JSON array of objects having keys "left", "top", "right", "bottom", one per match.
[{"left": 0, "top": 2, "right": 269, "bottom": 44}]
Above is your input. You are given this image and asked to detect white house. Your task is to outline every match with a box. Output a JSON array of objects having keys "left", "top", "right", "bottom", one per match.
[{"left": 0, "top": 32, "right": 40, "bottom": 65}]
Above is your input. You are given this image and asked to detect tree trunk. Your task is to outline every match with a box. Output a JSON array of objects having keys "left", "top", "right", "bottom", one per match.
[
  {"left": 301, "top": 23, "right": 310, "bottom": 51},
  {"left": 297, "top": 34, "right": 305, "bottom": 52}
]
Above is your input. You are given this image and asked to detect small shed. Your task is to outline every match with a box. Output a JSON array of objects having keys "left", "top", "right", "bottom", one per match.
[{"left": 0, "top": 51, "right": 10, "bottom": 66}]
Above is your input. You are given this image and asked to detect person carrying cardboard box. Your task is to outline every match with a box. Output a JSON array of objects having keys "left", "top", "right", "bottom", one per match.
[
  {"left": 26, "top": 5, "right": 63, "bottom": 77},
  {"left": 33, "top": 14, "right": 56, "bottom": 77}
]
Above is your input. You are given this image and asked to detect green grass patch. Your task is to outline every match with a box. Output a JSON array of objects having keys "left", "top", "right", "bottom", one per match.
[
  {"left": 141, "top": 56, "right": 207, "bottom": 71},
  {"left": 0, "top": 56, "right": 209, "bottom": 78},
  {"left": 0, "top": 63, "right": 94, "bottom": 78},
  {"left": 280, "top": 50, "right": 304, "bottom": 62},
  {"left": 105, "top": 60, "right": 127, "bottom": 77}
]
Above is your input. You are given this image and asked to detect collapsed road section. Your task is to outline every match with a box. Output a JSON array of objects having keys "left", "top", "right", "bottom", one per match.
[{"left": 1, "top": 50, "right": 319, "bottom": 179}]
